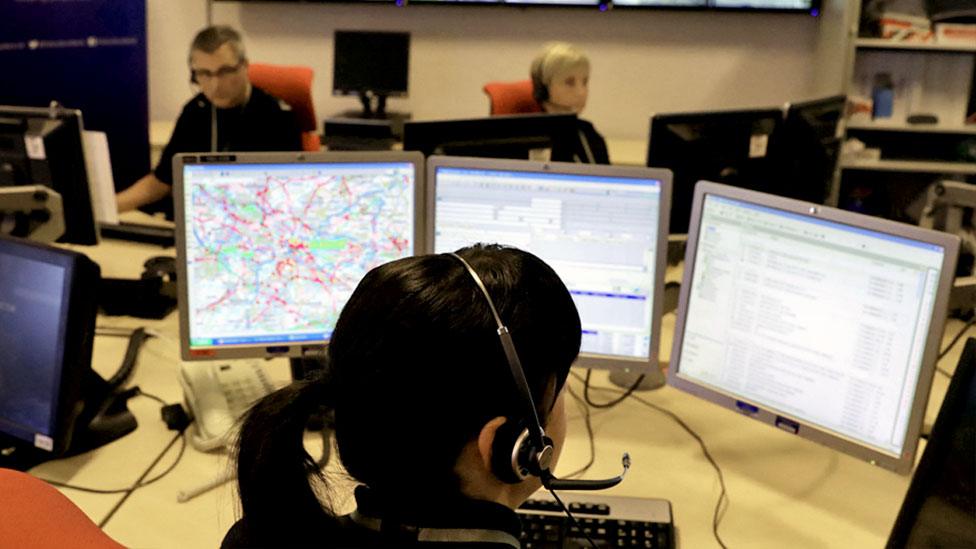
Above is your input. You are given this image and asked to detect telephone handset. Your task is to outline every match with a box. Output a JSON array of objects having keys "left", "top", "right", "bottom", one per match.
[{"left": 179, "top": 361, "right": 275, "bottom": 451}]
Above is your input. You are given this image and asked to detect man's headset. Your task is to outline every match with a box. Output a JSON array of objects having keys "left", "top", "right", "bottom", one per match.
[{"left": 449, "top": 253, "right": 629, "bottom": 491}]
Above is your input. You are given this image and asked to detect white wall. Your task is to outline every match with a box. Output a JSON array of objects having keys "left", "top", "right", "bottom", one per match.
[{"left": 148, "top": 0, "right": 847, "bottom": 141}]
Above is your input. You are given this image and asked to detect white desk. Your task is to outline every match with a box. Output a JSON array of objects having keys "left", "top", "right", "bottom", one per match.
[{"left": 31, "top": 237, "right": 972, "bottom": 548}]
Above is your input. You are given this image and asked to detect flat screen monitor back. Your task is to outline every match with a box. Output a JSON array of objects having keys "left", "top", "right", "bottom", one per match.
[
  {"left": 174, "top": 151, "right": 424, "bottom": 361},
  {"left": 403, "top": 113, "right": 579, "bottom": 161},
  {"left": 647, "top": 108, "right": 782, "bottom": 235},
  {"left": 427, "top": 155, "right": 672, "bottom": 375},
  {"left": 887, "top": 337, "right": 976, "bottom": 548},
  {"left": 332, "top": 31, "right": 410, "bottom": 97},
  {"left": 774, "top": 95, "right": 845, "bottom": 205},
  {"left": 668, "top": 181, "right": 960, "bottom": 474},
  {"left": 0, "top": 105, "right": 99, "bottom": 245},
  {"left": 0, "top": 235, "right": 99, "bottom": 464}
]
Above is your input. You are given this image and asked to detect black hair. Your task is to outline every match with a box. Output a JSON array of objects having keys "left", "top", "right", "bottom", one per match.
[{"left": 232, "top": 244, "right": 581, "bottom": 543}]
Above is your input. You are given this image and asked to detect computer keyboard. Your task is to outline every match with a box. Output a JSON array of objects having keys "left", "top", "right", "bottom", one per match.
[{"left": 517, "top": 493, "right": 675, "bottom": 548}]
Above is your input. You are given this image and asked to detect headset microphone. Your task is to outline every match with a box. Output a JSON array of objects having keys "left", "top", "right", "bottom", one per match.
[{"left": 542, "top": 453, "right": 630, "bottom": 491}]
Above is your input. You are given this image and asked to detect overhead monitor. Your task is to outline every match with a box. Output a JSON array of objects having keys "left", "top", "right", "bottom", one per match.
[
  {"left": 0, "top": 235, "right": 120, "bottom": 470},
  {"left": 333, "top": 30, "right": 410, "bottom": 116},
  {"left": 0, "top": 105, "right": 99, "bottom": 245},
  {"left": 427, "top": 155, "right": 672, "bottom": 375},
  {"left": 174, "top": 151, "right": 424, "bottom": 361},
  {"left": 887, "top": 337, "right": 976, "bottom": 546},
  {"left": 647, "top": 107, "right": 782, "bottom": 235},
  {"left": 772, "top": 95, "right": 846, "bottom": 204},
  {"left": 403, "top": 113, "right": 579, "bottom": 161},
  {"left": 668, "top": 181, "right": 960, "bottom": 474}
]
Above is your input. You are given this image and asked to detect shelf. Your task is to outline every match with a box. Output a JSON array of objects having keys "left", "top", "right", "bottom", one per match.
[
  {"left": 854, "top": 38, "right": 976, "bottom": 53},
  {"left": 846, "top": 122, "right": 976, "bottom": 135},
  {"left": 840, "top": 158, "right": 976, "bottom": 175}
]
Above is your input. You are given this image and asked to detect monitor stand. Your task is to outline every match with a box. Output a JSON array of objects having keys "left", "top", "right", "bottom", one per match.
[
  {"left": 609, "top": 367, "right": 666, "bottom": 392},
  {"left": 0, "top": 370, "right": 137, "bottom": 471}
]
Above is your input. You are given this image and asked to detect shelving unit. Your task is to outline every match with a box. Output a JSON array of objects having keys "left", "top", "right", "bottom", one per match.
[
  {"left": 833, "top": 1, "right": 976, "bottom": 218},
  {"left": 840, "top": 158, "right": 976, "bottom": 175}
]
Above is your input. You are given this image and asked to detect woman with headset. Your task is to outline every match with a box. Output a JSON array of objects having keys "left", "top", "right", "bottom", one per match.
[
  {"left": 223, "top": 244, "right": 582, "bottom": 547},
  {"left": 531, "top": 42, "right": 610, "bottom": 165}
]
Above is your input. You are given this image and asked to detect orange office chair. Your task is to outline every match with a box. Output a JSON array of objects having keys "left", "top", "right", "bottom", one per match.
[
  {"left": 0, "top": 468, "right": 125, "bottom": 548},
  {"left": 248, "top": 63, "right": 321, "bottom": 151},
  {"left": 483, "top": 80, "right": 544, "bottom": 115}
]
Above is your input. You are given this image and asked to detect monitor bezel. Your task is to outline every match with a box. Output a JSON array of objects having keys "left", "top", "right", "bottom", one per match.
[
  {"left": 173, "top": 150, "right": 426, "bottom": 361},
  {"left": 667, "top": 181, "right": 960, "bottom": 475},
  {"left": 425, "top": 155, "right": 673, "bottom": 375},
  {"left": 0, "top": 235, "right": 98, "bottom": 455}
]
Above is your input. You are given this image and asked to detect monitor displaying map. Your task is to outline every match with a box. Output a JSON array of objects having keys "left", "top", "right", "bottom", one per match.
[{"left": 173, "top": 152, "right": 424, "bottom": 360}]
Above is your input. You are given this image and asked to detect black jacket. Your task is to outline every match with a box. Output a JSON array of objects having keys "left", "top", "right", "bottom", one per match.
[{"left": 221, "top": 485, "right": 522, "bottom": 548}]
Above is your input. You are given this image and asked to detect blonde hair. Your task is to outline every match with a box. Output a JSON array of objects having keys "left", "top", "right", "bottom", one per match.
[{"left": 530, "top": 42, "right": 590, "bottom": 103}]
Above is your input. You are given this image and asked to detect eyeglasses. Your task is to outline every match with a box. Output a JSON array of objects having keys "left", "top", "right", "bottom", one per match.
[{"left": 191, "top": 61, "right": 244, "bottom": 82}]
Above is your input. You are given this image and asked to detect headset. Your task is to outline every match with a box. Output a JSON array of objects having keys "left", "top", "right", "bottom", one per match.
[
  {"left": 449, "top": 253, "right": 629, "bottom": 491},
  {"left": 531, "top": 62, "right": 550, "bottom": 106}
]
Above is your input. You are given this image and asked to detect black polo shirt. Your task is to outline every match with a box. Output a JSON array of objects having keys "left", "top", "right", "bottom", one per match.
[{"left": 149, "top": 86, "right": 302, "bottom": 216}]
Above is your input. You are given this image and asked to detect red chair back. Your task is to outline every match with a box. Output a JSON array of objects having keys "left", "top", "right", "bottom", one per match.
[
  {"left": 248, "top": 63, "right": 320, "bottom": 151},
  {"left": 483, "top": 80, "right": 544, "bottom": 115}
]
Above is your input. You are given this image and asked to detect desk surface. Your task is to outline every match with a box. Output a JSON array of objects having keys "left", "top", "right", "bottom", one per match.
[{"left": 34, "top": 236, "right": 972, "bottom": 548}]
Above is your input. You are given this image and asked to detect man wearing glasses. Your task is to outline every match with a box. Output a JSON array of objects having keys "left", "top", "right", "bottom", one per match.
[{"left": 117, "top": 26, "right": 302, "bottom": 216}]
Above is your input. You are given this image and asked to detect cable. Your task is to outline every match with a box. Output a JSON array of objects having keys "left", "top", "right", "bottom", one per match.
[
  {"left": 582, "top": 369, "right": 645, "bottom": 409},
  {"left": 627, "top": 393, "right": 729, "bottom": 549},
  {"left": 573, "top": 371, "right": 729, "bottom": 549},
  {"left": 105, "top": 327, "right": 151, "bottom": 390},
  {"left": 562, "top": 385, "right": 595, "bottom": 479},
  {"left": 936, "top": 318, "right": 976, "bottom": 377},
  {"left": 98, "top": 430, "right": 184, "bottom": 528},
  {"left": 38, "top": 392, "right": 187, "bottom": 496}
]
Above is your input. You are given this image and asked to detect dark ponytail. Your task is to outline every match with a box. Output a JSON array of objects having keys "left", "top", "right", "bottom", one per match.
[{"left": 233, "top": 373, "right": 335, "bottom": 543}]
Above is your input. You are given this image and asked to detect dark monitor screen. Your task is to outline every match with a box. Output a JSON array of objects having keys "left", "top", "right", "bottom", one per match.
[
  {"left": 647, "top": 108, "right": 782, "bottom": 235},
  {"left": 403, "top": 113, "right": 579, "bottom": 160},
  {"left": 333, "top": 31, "right": 410, "bottom": 97},
  {"left": 0, "top": 105, "right": 99, "bottom": 245},
  {"left": 0, "top": 235, "right": 98, "bottom": 457},
  {"left": 887, "top": 337, "right": 976, "bottom": 547},
  {"left": 772, "top": 95, "right": 845, "bottom": 204}
]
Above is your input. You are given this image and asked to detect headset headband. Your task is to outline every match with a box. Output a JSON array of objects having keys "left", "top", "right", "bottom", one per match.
[{"left": 448, "top": 253, "right": 548, "bottom": 451}]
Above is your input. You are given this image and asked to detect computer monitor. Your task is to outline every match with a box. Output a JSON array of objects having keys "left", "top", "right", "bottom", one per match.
[
  {"left": 0, "top": 235, "right": 135, "bottom": 470},
  {"left": 887, "top": 337, "right": 976, "bottom": 547},
  {"left": 427, "top": 155, "right": 673, "bottom": 375},
  {"left": 403, "top": 113, "right": 579, "bottom": 161},
  {"left": 668, "top": 181, "right": 960, "bottom": 474},
  {"left": 332, "top": 30, "right": 410, "bottom": 117},
  {"left": 647, "top": 108, "right": 782, "bottom": 235},
  {"left": 0, "top": 105, "right": 99, "bottom": 245},
  {"left": 174, "top": 151, "right": 424, "bottom": 361},
  {"left": 773, "top": 95, "right": 846, "bottom": 204}
]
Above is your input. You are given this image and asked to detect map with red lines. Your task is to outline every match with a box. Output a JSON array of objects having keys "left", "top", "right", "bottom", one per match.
[{"left": 183, "top": 163, "right": 415, "bottom": 347}]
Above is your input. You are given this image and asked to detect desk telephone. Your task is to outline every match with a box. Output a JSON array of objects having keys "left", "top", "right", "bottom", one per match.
[{"left": 179, "top": 361, "right": 275, "bottom": 451}]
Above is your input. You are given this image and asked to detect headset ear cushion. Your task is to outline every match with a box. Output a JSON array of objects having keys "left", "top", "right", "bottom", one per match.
[{"left": 491, "top": 419, "right": 531, "bottom": 484}]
